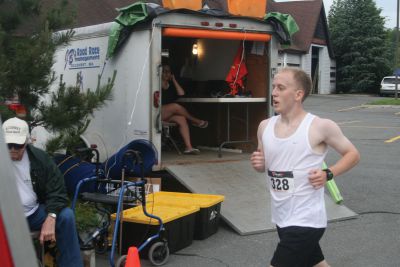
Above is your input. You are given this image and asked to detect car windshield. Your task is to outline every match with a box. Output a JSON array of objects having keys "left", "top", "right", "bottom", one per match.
[{"left": 383, "top": 78, "right": 400, "bottom": 84}]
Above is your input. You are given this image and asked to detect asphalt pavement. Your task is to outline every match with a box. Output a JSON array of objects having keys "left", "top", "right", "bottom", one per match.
[{"left": 98, "top": 94, "right": 400, "bottom": 267}]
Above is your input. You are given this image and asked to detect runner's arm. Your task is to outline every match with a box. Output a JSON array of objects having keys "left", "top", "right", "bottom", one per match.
[
  {"left": 322, "top": 119, "right": 360, "bottom": 177},
  {"left": 251, "top": 120, "right": 269, "bottom": 172}
]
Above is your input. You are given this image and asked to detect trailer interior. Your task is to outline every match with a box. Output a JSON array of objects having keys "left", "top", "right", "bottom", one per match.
[{"left": 160, "top": 35, "right": 271, "bottom": 163}]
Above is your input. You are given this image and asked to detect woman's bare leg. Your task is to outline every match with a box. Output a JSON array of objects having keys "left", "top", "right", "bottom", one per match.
[
  {"left": 162, "top": 103, "right": 204, "bottom": 126},
  {"left": 169, "top": 115, "right": 193, "bottom": 150}
]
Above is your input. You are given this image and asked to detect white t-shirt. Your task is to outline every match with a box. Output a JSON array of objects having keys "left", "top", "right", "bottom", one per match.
[
  {"left": 12, "top": 150, "right": 39, "bottom": 216},
  {"left": 262, "top": 113, "right": 328, "bottom": 228}
]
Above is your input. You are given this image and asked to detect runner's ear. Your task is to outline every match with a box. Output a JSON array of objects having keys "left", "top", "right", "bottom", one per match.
[{"left": 295, "top": 88, "right": 304, "bottom": 101}]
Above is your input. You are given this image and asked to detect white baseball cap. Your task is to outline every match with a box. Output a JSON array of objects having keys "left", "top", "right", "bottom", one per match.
[{"left": 2, "top": 117, "right": 30, "bottom": 144}]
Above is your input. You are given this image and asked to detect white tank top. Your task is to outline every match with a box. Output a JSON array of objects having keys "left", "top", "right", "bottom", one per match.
[{"left": 262, "top": 113, "right": 328, "bottom": 228}]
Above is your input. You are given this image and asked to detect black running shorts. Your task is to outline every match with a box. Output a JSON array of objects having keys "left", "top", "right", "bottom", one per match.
[{"left": 270, "top": 226, "right": 325, "bottom": 267}]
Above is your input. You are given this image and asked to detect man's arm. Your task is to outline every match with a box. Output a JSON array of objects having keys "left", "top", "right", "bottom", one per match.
[
  {"left": 250, "top": 119, "right": 269, "bottom": 173},
  {"left": 309, "top": 118, "right": 360, "bottom": 188},
  {"left": 44, "top": 155, "right": 69, "bottom": 214},
  {"left": 41, "top": 152, "right": 68, "bottom": 244},
  {"left": 321, "top": 119, "right": 360, "bottom": 176}
]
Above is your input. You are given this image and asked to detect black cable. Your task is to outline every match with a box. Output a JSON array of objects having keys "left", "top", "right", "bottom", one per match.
[
  {"left": 135, "top": 183, "right": 153, "bottom": 247},
  {"left": 173, "top": 252, "right": 230, "bottom": 267}
]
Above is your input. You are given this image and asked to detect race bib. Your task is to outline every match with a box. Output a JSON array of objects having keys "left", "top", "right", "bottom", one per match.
[{"left": 268, "top": 170, "right": 294, "bottom": 193}]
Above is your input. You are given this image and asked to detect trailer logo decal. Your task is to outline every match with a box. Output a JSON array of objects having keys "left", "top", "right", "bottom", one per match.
[{"left": 64, "top": 46, "right": 101, "bottom": 70}]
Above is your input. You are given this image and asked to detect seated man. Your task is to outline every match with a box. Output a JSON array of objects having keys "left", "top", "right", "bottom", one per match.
[
  {"left": 2, "top": 117, "right": 83, "bottom": 267},
  {"left": 161, "top": 63, "right": 208, "bottom": 155}
]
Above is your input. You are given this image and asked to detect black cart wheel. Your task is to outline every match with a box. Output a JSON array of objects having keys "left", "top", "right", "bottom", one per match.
[
  {"left": 94, "top": 234, "right": 108, "bottom": 254},
  {"left": 148, "top": 242, "right": 169, "bottom": 266},
  {"left": 115, "top": 255, "right": 127, "bottom": 267}
]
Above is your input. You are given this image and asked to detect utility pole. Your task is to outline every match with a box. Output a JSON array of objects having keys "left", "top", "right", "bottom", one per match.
[{"left": 396, "top": 0, "right": 399, "bottom": 99}]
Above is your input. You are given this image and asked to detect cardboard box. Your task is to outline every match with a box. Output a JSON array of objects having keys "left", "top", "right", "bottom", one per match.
[
  {"left": 227, "top": 0, "right": 267, "bottom": 18},
  {"left": 162, "top": 0, "right": 202, "bottom": 11},
  {"left": 127, "top": 177, "right": 161, "bottom": 194}
]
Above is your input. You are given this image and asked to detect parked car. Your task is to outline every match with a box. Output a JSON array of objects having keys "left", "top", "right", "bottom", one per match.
[{"left": 380, "top": 76, "right": 400, "bottom": 96}]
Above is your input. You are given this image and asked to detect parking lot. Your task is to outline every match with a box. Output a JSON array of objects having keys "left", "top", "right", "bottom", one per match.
[{"left": 99, "top": 94, "right": 400, "bottom": 267}]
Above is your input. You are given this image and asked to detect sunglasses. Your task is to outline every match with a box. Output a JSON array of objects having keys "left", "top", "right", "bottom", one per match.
[{"left": 7, "top": 143, "right": 25, "bottom": 150}]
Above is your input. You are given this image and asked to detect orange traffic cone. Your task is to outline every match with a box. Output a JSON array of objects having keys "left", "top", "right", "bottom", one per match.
[{"left": 125, "top": 246, "right": 140, "bottom": 267}]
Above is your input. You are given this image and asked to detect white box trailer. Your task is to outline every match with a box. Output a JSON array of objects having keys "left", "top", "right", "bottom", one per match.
[{"left": 50, "top": 11, "right": 279, "bottom": 169}]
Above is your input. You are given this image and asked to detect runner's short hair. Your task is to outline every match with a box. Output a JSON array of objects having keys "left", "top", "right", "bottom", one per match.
[{"left": 279, "top": 67, "right": 312, "bottom": 101}]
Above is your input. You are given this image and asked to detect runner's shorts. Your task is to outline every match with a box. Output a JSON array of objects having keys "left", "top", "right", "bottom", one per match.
[{"left": 271, "top": 226, "right": 325, "bottom": 267}]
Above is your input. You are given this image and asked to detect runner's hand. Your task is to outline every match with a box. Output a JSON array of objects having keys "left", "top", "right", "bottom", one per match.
[
  {"left": 308, "top": 169, "right": 326, "bottom": 189},
  {"left": 251, "top": 150, "right": 265, "bottom": 172}
]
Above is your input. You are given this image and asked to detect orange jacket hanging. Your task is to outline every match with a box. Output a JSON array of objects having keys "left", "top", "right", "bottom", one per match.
[{"left": 225, "top": 43, "right": 247, "bottom": 95}]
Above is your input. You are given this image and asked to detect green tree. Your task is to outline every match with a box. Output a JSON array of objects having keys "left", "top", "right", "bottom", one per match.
[
  {"left": 0, "top": 0, "right": 115, "bottom": 153},
  {"left": 38, "top": 72, "right": 116, "bottom": 153},
  {"left": 386, "top": 28, "right": 400, "bottom": 71},
  {"left": 328, "top": 0, "right": 391, "bottom": 93},
  {"left": 0, "top": 0, "right": 74, "bottom": 113}
]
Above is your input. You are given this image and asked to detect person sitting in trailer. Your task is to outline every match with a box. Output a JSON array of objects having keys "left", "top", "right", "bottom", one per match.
[{"left": 161, "top": 63, "right": 208, "bottom": 155}]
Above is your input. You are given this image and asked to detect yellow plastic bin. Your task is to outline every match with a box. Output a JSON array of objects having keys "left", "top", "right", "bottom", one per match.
[
  {"left": 111, "top": 203, "right": 199, "bottom": 255},
  {"left": 146, "top": 192, "right": 225, "bottom": 240},
  {"left": 162, "top": 0, "right": 202, "bottom": 11},
  {"left": 227, "top": 0, "right": 267, "bottom": 19}
]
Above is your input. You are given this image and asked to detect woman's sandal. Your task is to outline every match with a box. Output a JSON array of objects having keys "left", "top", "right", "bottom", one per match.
[
  {"left": 193, "top": 120, "right": 208, "bottom": 128},
  {"left": 183, "top": 148, "right": 200, "bottom": 155}
]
